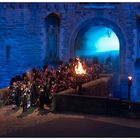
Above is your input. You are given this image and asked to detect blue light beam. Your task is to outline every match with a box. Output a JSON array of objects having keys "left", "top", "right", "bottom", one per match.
[{"left": 76, "top": 26, "right": 120, "bottom": 57}]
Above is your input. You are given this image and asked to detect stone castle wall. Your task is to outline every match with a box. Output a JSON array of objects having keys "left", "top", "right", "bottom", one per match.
[{"left": 0, "top": 3, "right": 140, "bottom": 101}]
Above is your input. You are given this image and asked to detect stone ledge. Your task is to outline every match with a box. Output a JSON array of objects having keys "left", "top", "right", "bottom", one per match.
[{"left": 52, "top": 92, "right": 140, "bottom": 119}]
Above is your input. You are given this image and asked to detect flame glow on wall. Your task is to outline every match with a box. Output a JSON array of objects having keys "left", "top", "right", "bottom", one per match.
[{"left": 76, "top": 26, "right": 120, "bottom": 58}]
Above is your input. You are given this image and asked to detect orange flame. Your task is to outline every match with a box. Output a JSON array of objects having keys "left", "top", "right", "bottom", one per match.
[{"left": 75, "top": 58, "right": 86, "bottom": 75}]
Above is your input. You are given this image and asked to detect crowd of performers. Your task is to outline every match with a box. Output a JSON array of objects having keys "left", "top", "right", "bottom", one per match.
[{"left": 7, "top": 58, "right": 103, "bottom": 112}]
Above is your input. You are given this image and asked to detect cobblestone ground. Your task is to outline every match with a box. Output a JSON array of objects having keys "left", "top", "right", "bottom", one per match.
[{"left": 1, "top": 105, "right": 140, "bottom": 137}]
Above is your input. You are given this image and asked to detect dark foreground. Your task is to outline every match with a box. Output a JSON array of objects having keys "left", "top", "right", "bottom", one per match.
[
  {"left": 1, "top": 106, "right": 140, "bottom": 137},
  {"left": 4, "top": 117, "right": 140, "bottom": 137}
]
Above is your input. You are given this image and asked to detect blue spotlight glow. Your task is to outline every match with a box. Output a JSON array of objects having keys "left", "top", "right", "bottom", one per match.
[{"left": 76, "top": 26, "right": 120, "bottom": 57}]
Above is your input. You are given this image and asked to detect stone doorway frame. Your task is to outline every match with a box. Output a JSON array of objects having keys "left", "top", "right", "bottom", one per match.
[{"left": 69, "top": 17, "right": 127, "bottom": 98}]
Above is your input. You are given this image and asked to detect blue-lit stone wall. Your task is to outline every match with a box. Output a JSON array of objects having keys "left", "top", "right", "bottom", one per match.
[
  {"left": 0, "top": 3, "right": 44, "bottom": 88},
  {"left": 0, "top": 2, "right": 140, "bottom": 102}
]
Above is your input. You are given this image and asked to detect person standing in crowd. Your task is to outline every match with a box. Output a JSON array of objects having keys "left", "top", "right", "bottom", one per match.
[
  {"left": 38, "top": 84, "right": 46, "bottom": 110},
  {"left": 11, "top": 82, "right": 17, "bottom": 109},
  {"left": 26, "top": 81, "right": 32, "bottom": 109},
  {"left": 30, "top": 80, "right": 37, "bottom": 107},
  {"left": 22, "top": 84, "right": 28, "bottom": 112},
  {"left": 15, "top": 81, "right": 21, "bottom": 107}
]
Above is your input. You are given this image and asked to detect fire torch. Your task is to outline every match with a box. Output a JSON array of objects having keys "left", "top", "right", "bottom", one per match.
[
  {"left": 128, "top": 76, "right": 132, "bottom": 101},
  {"left": 74, "top": 57, "right": 86, "bottom": 95},
  {"left": 128, "top": 76, "right": 132, "bottom": 111}
]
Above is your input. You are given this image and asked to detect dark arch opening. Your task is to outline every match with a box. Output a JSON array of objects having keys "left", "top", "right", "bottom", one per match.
[
  {"left": 44, "top": 12, "right": 61, "bottom": 65},
  {"left": 46, "top": 12, "right": 61, "bottom": 25}
]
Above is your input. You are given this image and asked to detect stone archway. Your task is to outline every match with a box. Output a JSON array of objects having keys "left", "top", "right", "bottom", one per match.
[{"left": 69, "top": 17, "right": 127, "bottom": 98}]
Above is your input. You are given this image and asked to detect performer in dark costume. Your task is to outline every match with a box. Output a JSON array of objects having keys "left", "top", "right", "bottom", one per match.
[
  {"left": 30, "top": 81, "right": 37, "bottom": 106},
  {"left": 26, "top": 81, "right": 32, "bottom": 109},
  {"left": 15, "top": 84, "right": 21, "bottom": 107},
  {"left": 15, "top": 81, "right": 22, "bottom": 107},
  {"left": 43, "top": 82, "right": 51, "bottom": 105},
  {"left": 11, "top": 82, "right": 19, "bottom": 109},
  {"left": 21, "top": 84, "right": 28, "bottom": 112},
  {"left": 49, "top": 77, "right": 57, "bottom": 103},
  {"left": 38, "top": 84, "right": 45, "bottom": 109}
]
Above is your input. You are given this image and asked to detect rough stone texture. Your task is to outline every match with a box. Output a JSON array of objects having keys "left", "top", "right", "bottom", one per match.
[{"left": 0, "top": 3, "right": 139, "bottom": 101}]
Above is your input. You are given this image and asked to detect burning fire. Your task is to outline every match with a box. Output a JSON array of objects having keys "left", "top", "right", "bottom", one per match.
[{"left": 75, "top": 58, "right": 86, "bottom": 75}]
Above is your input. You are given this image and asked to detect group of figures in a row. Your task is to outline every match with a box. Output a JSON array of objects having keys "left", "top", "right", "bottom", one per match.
[{"left": 7, "top": 57, "right": 103, "bottom": 112}]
